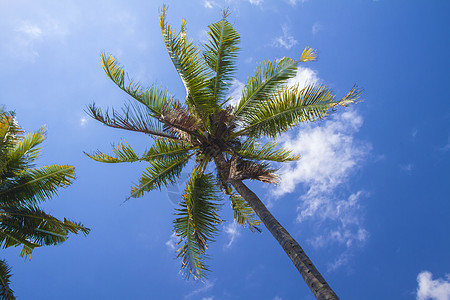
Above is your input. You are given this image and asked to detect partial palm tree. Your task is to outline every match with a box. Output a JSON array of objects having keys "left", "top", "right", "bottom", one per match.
[
  {"left": 87, "top": 8, "right": 360, "bottom": 300},
  {"left": 0, "top": 110, "right": 90, "bottom": 299}
]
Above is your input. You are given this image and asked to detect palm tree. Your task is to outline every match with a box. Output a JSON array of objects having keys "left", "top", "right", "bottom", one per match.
[
  {"left": 0, "top": 110, "right": 90, "bottom": 299},
  {"left": 87, "top": 8, "right": 360, "bottom": 300}
]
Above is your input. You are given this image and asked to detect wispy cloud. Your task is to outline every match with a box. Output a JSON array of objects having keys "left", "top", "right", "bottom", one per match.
[
  {"left": 185, "top": 280, "right": 215, "bottom": 299},
  {"left": 400, "top": 163, "right": 414, "bottom": 174},
  {"left": 439, "top": 136, "right": 450, "bottom": 152},
  {"left": 224, "top": 221, "right": 240, "bottom": 248},
  {"left": 204, "top": 0, "right": 217, "bottom": 8},
  {"left": 273, "top": 25, "right": 298, "bottom": 49},
  {"left": 312, "top": 21, "right": 322, "bottom": 35},
  {"left": 417, "top": 271, "right": 450, "bottom": 300},
  {"left": 80, "top": 117, "right": 88, "bottom": 127},
  {"left": 288, "top": 0, "right": 308, "bottom": 6},
  {"left": 165, "top": 232, "right": 178, "bottom": 251},
  {"left": 249, "top": 0, "right": 263, "bottom": 5},
  {"left": 17, "top": 23, "right": 43, "bottom": 39}
]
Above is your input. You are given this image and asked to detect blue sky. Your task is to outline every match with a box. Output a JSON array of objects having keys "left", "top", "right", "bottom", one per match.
[{"left": 1, "top": 0, "right": 450, "bottom": 299}]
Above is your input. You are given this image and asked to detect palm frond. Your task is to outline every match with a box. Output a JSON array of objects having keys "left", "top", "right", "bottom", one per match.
[
  {"left": 129, "top": 153, "right": 193, "bottom": 198},
  {"left": 229, "top": 193, "right": 261, "bottom": 232},
  {"left": 234, "top": 160, "right": 278, "bottom": 184},
  {"left": 7, "top": 126, "right": 45, "bottom": 170},
  {"left": 203, "top": 13, "right": 240, "bottom": 103},
  {"left": 234, "top": 57, "right": 298, "bottom": 117},
  {"left": 0, "top": 113, "right": 23, "bottom": 179},
  {"left": 100, "top": 53, "right": 173, "bottom": 117},
  {"left": 0, "top": 113, "right": 22, "bottom": 150},
  {"left": 0, "top": 228, "right": 40, "bottom": 258},
  {"left": 87, "top": 102, "right": 178, "bottom": 140},
  {"left": 0, "top": 165, "right": 74, "bottom": 207},
  {"left": 173, "top": 170, "right": 221, "bottom": 280},
  {"left": 85, "top": 140, "right": 140, "bottom": 163},
  {"left": 159, "top": 7, "right": 214, "bottom": 115},
  {"left": 299, "top": 47, "right": 317, "bottom": 62},
  {"left": 0, "top": 206, "right": 89, "bottom": 248},
  {"left": 235, "top": 85, "right": 362, "bottom": 138},
  {"left": 0, "top": 260, "right": 15, "bottom": 300},
  {"left": 236, "top": 139, "right": 300, "bottom": 162},
  {"left": 142, "top": 138, "right": 195, "bottom": 162}
]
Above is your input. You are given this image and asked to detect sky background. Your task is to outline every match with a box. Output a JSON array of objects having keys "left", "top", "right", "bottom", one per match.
[{"left": 1, "top": 0, "right": 450, "bottom": 299}]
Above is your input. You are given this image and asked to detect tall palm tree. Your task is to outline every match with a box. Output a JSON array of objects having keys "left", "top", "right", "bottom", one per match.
[
  {"left": 87, "top": 8, "right": 360, "bottom": 300},
  {"left": 0, "top": 110, "right": 90, "bottom": 299}
]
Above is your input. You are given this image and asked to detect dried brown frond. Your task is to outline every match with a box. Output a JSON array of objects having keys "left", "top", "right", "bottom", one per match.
[
  {"left": 209, "top": 106, "right": 237, "bottom": 140},
  {"left": 234, "top": 160, "right": 278, "bottom": 184},
  {"left": 87, "top": 103, "right": 178, "bottom": 139},
  {"left": 161, "top": 105, "right": 201, "bottom": 143}
]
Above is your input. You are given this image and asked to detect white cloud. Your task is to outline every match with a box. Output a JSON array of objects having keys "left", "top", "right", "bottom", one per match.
[
  {"left": 275, "top": 110, "right": 369, "bottom": 197},
  {"left": 249, "top": 0, "right": 263, "bottom": 5},
  {"left": 165, "top": 232, "right": 178, "bottom": 250},
  {"left": 224, "top": 221, "right": 240, "bottom": 248},
  {"left": 417, "top": 271, "right": 450, "bottom": 300},
  {"left": 204, "top": 0, "right": 215, "bottom": 8},
  {"left": 400, "top": 163, "right": 414, "bottom": 174},
  {"left": 439, "top": 136, "right": 450, "bottom": 152},
  {"left": 185, "top": 280, "right": 215, "bottom": 299},
  {"left": 287, "top": 67, "right": 320, "bottom": 89},
  {"left": 273, "top": 296, "right": 283, "bottom": 300},
  {"left": 273, "top": 25, "right": 298, "bottom": 49},
  {"left": 17, "top": 23, "right": 43, "bottom": 39},
  {"left": 289, "top": 0, "right": 308, "bottom": 5},
  {"left": 80, "top": 117, "right": 88, "bottom": 127},
  {"left": 312, "top": 21, "right": 322, "bottom": 35},
  {"left": 203, "top": 298, "right": 213, "bottom": 300},
  {"left": 305, "top": 191, "right": 369, "bottom": 271},
  {"left": 411, "top": 128, "right": 418, "bottom": 139}
]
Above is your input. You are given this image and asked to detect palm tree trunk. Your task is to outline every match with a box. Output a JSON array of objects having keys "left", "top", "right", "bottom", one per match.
[{"left": 229, "top": 179, "right": 339, "bottom": 300}]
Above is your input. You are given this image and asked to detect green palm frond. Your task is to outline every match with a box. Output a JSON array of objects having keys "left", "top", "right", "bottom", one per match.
[
  {"left": 234, "top": 57, "right": 298, "bottom": 117},
  {"left": 142, "top": 138, "right": 195, "bottom": 162},
  {"left": 129, "top": 153, "right": 193, "bottom": 198},
  {"left": 100, "top": 54, "right": 173, "bottom": 117},
  {"left": 0, "top": 206, "right": 89, "bottom": 249},
  {"left": 235, "top": 84, "right": 362, "bottom": 138},
  {"left": 87, "top": 102, "right": 178, "bottom": 140},
  {"left": 159, "top": 7, "right": 214, "bottom": 115},
  {"left": 236, "top": 139, "right": 300, "bottom": 162},
  {"left": 0, "top": 228, "right": 40, "bottom": 258},
  {"left": 228, "top": 193, "right": 261, "bottom": 232},
  {"left": 85, "top": 140, "right": 140, "bottom": 163},
  {"left": 299, "top": 47, "right": 317, "bottom": 62},
  {"left": 0, "top": 165, "right": 74, "bottom": 207},
  {"left": 0, "top": 260, "right": 15, "bottom": 300},
  {"left": 7, "top": 126, "right": 45, "bottom": 170},
  {"left": 203, "top": 12, "right": 240, "bottom": 103},
  {"left": 173, "top": 170, "right": 221, "bottom": 280}
]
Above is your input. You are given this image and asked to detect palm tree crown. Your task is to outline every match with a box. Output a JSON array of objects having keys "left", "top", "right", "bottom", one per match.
[
  {"left": 0, "top": 110, "right": 90, "bottom": 299},
  {"left": 87, "top": 7, "right": 359, "bottom": 299}
]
